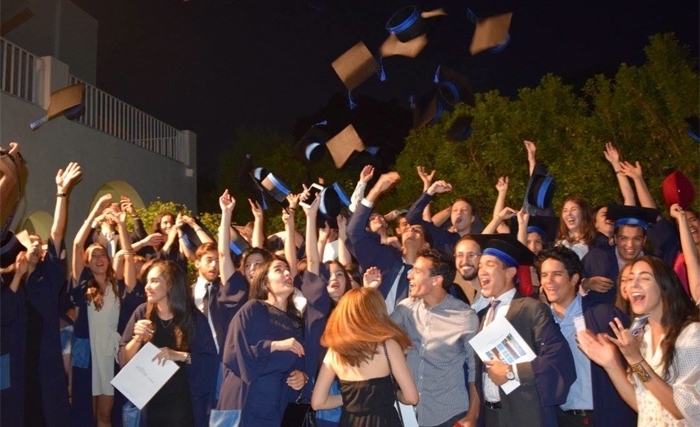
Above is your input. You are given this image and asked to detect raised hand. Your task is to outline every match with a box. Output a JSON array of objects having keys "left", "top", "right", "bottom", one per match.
[
  {"left": 669, "top": 203, "right": 685, "bottom": 221},
  {"left": 416, "top": 166, "right": 436, "bottom": 192},
  {"left": 606, "top": 317, "right": 643, "bottom": 364},
  {"left": 603, "top": 142, "right": 622, "bottom": 165},
  {"left": 219, "top": 189, "right": 235, "bottom": 213},
  {"left": 496, "top": 207, "right": 518, "bottom": 221},
  {"left": 374, "top": 172, "right": 401, "bottom": 194},
  {"left": 120, "top": 196, "right": 135, "bottom": 215},
  {"left": 359, "top": 165, "right": 375, "bottom": 184},
  {"left": 56, "top": 161, "right": 82, "bottom": 193},
  {"left": 618, "top": 161, "right": 643, "bottom": 180},
  {"left": 523, "top": 140, "right": 537, "bottom": 160},
  {"left": 249, "top": 199, "right": 264, "bottom": 219},
  {"left": 576, "top": 329, "right": 620, "bottom": 370},
  {"left": 143, "top": 233, "right": 165, "bottom": 248},
  {"left": 516, "top": 208, "right": 529, "bottom": 226},
  {"left": 495, "top": 176, "right": 509, "bottom": 194},
  {"left": 427, "top": 180, "right": 453, "bottom": 196},
  {"left": 363, "top": 266, "right": 382, "bottom": 288}
]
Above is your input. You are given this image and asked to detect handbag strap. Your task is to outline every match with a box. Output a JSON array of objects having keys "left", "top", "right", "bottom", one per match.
[{"left": 382, "top": 341, "right": 404, "bottom": 426}]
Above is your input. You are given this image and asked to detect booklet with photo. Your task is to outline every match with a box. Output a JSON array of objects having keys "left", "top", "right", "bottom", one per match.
[
  {"left": 111, "top": 341, "right": 180, "bottom": 409},
  {"left": 469, "top": 316, "right": 537, "bottom": 394}
]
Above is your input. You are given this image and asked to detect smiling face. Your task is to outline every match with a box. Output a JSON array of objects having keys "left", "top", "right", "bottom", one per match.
[
  {"left": 455, "top": 239, "right": 481, "bottom": 281},
  {"left": 478, "top": 254, "right": 516, "bottom": 298},
  {"left": 594, "top": 206, "right": 614, "bottom": 237},
  {"left": 561, "top": 200, "right": 582, "bottom": 234},
  {"left": 539, "top": 258, "right": 578, "bottom": 308},
  {"left": 401, "top": 225, "right": 427, "bottom": 251},
  {"left": 145, "top": 266, "right": 169, "bottom": 305},
  {"left": 195, "top": 250, "right": 219, "bottom": 282},
  {"left": 451, "top": 200, "right": 474, "bottom": 234},
  {"left": 86, "top": 246, "right": 109, "bottom": 275},
  {"left": 627, "top": 260, "right": 662, "bottom": 319},
  {"left": 159, "top": 214, "right": 174, "bottom": 234},
  {"left": 686, "top": 210, "right": 700, "bottom": 245},
  {"left": 265, "top": 260, "right": 294, "bottom": 299},
  {"left": 614, "top": 225, "right": 646, "bottom": 262},
  {"left": 618, "top": 264, "right": 632, "bottom": 301},
  {"left": 327, "top": 262, "right": 347, "bottom": 301},
  {"left": 407, "top": 256, "right": 438, "bottom": 299}
]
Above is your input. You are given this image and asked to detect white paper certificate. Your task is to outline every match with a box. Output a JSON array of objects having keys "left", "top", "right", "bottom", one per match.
[
  {"left": 468, "top": 316, "right": 537, "bottom": 394},
  {"left": 110, "top": 342, "right": 180, "bottom": 409}
]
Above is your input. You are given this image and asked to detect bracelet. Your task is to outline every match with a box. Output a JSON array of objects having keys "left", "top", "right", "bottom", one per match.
[
  {"left": 57, "top": 192, "right": 67, "bottom": 197},
  {"left": 194, "top": 227, "right": 203, "bottom": 232},
  {"left": 629, "top": 360, "right": 651, "bottom": 382}
]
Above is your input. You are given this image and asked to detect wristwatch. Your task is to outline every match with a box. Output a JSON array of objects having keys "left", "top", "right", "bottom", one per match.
[{"left": 505, "top": 366, "right": 515, "bottom": 381}]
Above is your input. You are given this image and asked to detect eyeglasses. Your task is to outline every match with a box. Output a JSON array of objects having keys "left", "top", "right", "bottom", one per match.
[{"left": 455, "top": 252, "right": 480, "bottom": 261}]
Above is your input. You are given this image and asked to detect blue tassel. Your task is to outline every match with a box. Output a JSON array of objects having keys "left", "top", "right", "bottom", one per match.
[
  {"left": 433, "top": 65, "right": 441, "bottom": 83},
  {"left": 348, "top": 91, "right": 356, "bottom": 110},
  {"left": 379, "top": 57, "right": 386, "bottom": 81},
  {"left": 313, "top": 120, "right": 328, "bottom": 127}
]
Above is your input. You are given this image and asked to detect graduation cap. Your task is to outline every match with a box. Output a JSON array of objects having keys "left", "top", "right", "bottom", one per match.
[
  {"left": 379, "top": 6, "right": 446, "bottom": 71},
  {"left": 238, "top": 155, "right": 268, "bottom": 210},
  {"left": 416, "top": 67, "right": 476, "bottom": 140},
  {"left": 509, "top": 215, "right": 559, "bottom": 245},
  {"left": 661, "top": 170, "right": 696, "bottom": 210},
  {"left": 471, "top": 233, "right": 535, "bottom": 267},
  {"left": 331, "top": 42, "right": 380, "bottom": 109},
  {"left": 468, "top": 11, "right": 513, "bottom": 55},
  {"left": 0, "top": 230, "right": 31, "bottom": 269},
  {"left": 526, "top": 172, "right": 556, "bottom": 210},
  {"left": 318, "top": 182, "right": 351, "bottom": 219},
  {"left": 325, "top": 125, "right": 366, "bottom": 169},
  {"left": 30, "top": 83, "right": 85, "bottom": 130},
  {"left": 686, "top": 117, "right": 699, "bottom": 143},
  {"left": 259, "top": 173, "right": 292, "bottom": 207},
  {"left": 293, "top": 121, "right": 330, "bottom": 163},
  {"left": 229, "top": 225, "right": 250, "bottom": 256},
  {"left": 180, "top": 219, "right": 216, "bottom": 252},
  {"left": 606, "top": 204, "right": 659, "bottom": 230}
]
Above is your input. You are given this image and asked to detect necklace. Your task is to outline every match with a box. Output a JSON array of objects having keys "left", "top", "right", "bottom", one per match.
[{"left": 158, "top": 316, "right": 174, "bottom": 329}]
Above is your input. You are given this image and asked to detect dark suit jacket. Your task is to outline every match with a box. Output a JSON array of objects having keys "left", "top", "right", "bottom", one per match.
[{"left": 476, "top": 292, "right": 576, "bottom": 427}]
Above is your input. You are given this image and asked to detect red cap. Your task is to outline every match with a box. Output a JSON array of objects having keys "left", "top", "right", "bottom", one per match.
[{"left": 661, "top": 171, "right": 696, "bottom": 210}]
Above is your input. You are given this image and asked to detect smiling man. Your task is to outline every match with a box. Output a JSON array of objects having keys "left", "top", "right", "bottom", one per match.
[
  {"left": 391, "top": 248, "right": 480, "bottom": 427},
  {"left": 475, "top": 236, "right": 575, "bottom": 427},
  {"left": 535, "top": 246, "right": 636, "bottom": 427}
]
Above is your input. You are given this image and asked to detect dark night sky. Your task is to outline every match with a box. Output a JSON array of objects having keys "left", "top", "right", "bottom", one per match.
[{"left": 71, "top": 0, "right": 698, "bottom": 191}]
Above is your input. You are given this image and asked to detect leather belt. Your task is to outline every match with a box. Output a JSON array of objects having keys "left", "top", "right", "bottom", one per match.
[{"left": 484, "top": 401, "right": 502, "bottom": 410}]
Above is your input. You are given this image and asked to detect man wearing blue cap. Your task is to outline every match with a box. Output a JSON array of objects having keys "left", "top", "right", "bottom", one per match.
[
  {"left": 391, "top": 248, "right": 480, "bottom": 427},
  {"left": 582, "top": 204, "right": 671, "bottom": 304},
  {"left": 535, "top": 246, "right": 636, "bottom": 427},
  {"left": 347, "top": 172, "right": 431, "bottom": 312},
  {"left": 475, "top": 237, "right": 575, "bottom": 427}
]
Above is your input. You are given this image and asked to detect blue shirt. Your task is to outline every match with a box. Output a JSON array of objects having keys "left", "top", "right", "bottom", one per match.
[{"left": 551, "top": 295, "right": 594, "bottom": 410}]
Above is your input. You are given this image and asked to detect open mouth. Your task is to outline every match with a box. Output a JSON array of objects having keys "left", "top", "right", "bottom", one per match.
[{"left": 630, "top": 292, "right": 645, "bottom": 304}]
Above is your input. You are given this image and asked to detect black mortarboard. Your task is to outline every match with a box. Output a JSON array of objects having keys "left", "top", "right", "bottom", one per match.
[
  {"left": 325, "top": 125, "right": 366, "bottom": 169},
  {"left": 526, "top": 172, "right": 556, "bottom": 210},
  {"left": 606, "top": 204, "right": 659, "bottom": 230},
  {"left": 259, "top": 172, "right": 291, "bottom": 207},
  {"left": 469, "top": 12, "right": 513, "bottom": 55},
  {"left": 30, "top": 83, "right": 85, "bottom": 130},
  {"left": 180, "top": 218, "right": 216, "bottom": 252},
  {"left": 238, "top": 155, "right": 268, "bottom": 210},
  {"left": 229, "top": 226, "right": 250, "bottom": 256},
  {"left": 293, "top": 121, "right": 329, "bottom": 163},
  {"left": 380, "top": 6, "right": 446, "bottom": 60},
  {"left": 509, "top": 216, "right": 559, "bottom": 244},
  {"left": 0, "top": 230, "right": 30, "bottom": 270},
  {"left": 319, "top": 182, "right": 351, "bottom": 219},
  {"left": 686, "top": 117, "right": 699, "bottom": 142},
  {"left": 471, "top": 233, "right": 535, "bottom": 267}
]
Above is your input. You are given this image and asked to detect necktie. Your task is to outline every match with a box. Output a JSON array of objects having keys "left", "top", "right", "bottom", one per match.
[
  {"left": 202, "top": 282, "right": 211, "bottom": 319},
  {"left": 486, "top": 299, "right": 501, "bottom": 325}
]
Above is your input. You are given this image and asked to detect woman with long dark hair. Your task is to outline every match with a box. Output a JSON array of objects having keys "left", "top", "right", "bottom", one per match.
[
  {"left": 311, "top": 287, "right": 418, "bottom": 426},
  {"left": 119, "top": 259, "right": 217, "bottom": 427},
  {"left": 578, "top": 256, "right": 700, "bottom": 426},
  {"left": 556, "top": 196, "right": 597, "bottom": 260},
  {"left": 214, "top": 257, "right": 308, "bottom": 426}
]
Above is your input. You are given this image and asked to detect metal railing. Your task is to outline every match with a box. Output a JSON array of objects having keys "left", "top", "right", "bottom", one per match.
[
  {"left": 69, "top": 74, "right": 187, "bottom": 163},
  {"left": 0, "top": 37, "right": 36, "bottom": 103}
]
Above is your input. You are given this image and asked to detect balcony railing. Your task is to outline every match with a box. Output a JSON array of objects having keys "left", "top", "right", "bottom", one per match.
[
  {"left": 0, "top": 37, "right": 36, "bottom": 103},
  {"left": 69, "top": 75, "right": 187, "bottom": 163}
]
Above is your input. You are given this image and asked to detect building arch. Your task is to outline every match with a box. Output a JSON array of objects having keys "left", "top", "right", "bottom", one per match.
[
  {"left": 21, "top": 210, "right": 53, "bottom": 241},
  {"left": 90, "top": 180, "right": 145, "bottom": 210}
]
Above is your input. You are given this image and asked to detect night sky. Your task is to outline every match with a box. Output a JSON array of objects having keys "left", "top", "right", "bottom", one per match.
[{"left": 71, "top": 0, "right": 698, "bottom": 195}]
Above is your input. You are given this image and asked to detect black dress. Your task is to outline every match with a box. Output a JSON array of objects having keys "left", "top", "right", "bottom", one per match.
[
  {"left": 338, "top": 376, "right": 402, "bottom": 427},
  {"left": 147, "top": 317, "right": 195, "bottom": 427}
]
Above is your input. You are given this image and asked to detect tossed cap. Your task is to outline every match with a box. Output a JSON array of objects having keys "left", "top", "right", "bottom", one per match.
[
  {"left": 238, "top": 155, "right": 268, "bottom": 210},
  {"left": 319, "top": 182, "right": 351, "bottom": 219},
  {"left": 0, "top": 230, "right": 31, "bottom": 269},
  {"left": 661, "top": 170, "right": 696, "bottom": 210},
  {"left": 380, "top": 6, "right": 446, "bottom": 59},
  {"left": 260, "top": 173, "right": 292, "bottom": 207},
  {"left": 606, "top": 204, "right": 659, "bottom": 230},
  {"left": 30, "top": 83, "right": 85, "bottom": 130},
  {"left": 293, "top": 121, "right": 329, "bottom": 163},
  {"left": 332, "top": 41, "right": 379, "bottom": 93},
  {"left": 469, "top": 12, "right": 513, "bottom": 55},
  {"left": 325, "top": 124, "right": 366, "bottom": 169},
  {"left": 229, "top": 226, "right": 250, "bottom": 256},
  {"left": 686, "top": 117, "right": 699, "bottom": 142},
  {"left": 180, "top": 218, "right": 216, "bottom": 252},
  {"left": 471, "top": 233, "right": 534, "bottom": 267},
  {"left": 526, "top": 173, "right": 556, "bottom": 210}
]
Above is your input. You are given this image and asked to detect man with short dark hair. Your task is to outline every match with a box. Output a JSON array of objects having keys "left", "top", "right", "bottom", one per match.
[
  {"left": 391, "top": 248, "right": 480, "bottom": 427},
  {"left": 535, "top": 246, "right": 636, "bottom": 427}
]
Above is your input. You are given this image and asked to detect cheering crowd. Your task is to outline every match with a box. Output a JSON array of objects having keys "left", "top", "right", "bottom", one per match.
[{"left": 0, "top": 139, "right": 699, "bottom": 427}]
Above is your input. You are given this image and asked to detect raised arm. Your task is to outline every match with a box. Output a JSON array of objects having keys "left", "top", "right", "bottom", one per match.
[
  {"left": 249, "top": 199, "right": 265, "bottom": 248},
  {"left": 482, "top": 207, "right": 517, "bottom": 234},
  {"left": 492, "top": 176, "right": 510, "bottom": 233},
  {"left": 115, "top": 210, "right": 136, "bottom": 292},
  {"left": 349, "top": 165, "right": 374, "bottom": 213},
  {"left": 302, "top": 191, "right": 321, "bottom": 275},
  {"left": 51, "top": 162, "right": 82, "bottom": 254},
  {"left": 516, "top": 209, "right": 529, "bottom": 247},
  {"left": 619, "top": 160, "right": 656, "bottom": 209},
  {"left": 72, "top": 194, "right": 112, "bottom": 280},
  {"left": 524, "top": 140, "right": 537, "bottom": 176},
  {"left": 417, "top": 166, "right": 436, "bottom": 222},
  {"left": 670, "top": 204, "right": 700, "bottom": 304},
  {"left": 336, "top": 214, "right": 351, "bottom": 266},
  {"left": 283, "top": 198, "right": 299, "bottom": 278},
  {"left": 120, "top": 196, "right": 147, "bottom": 240},
  {"left": 603, "top": 142, "right": 636, "bottom": 205},
  {"left": 218, "top": 190, "right": 236, "bottom": 283}
]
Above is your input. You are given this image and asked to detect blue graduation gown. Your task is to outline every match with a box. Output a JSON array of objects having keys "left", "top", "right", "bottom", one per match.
[
  {"left": 217, "top": 299, "right": 304, "bottom": 426},
  {"left": 406, "top": 192, "right": 460, "bottom": 255},
  {"left": 0, "top": 238, "right": 69, "bottom": 427},
  {"left": 120, "top": 304, "right": 218, "bottom": 427}
]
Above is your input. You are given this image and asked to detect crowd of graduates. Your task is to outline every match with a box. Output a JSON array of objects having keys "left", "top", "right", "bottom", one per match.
[{"left": 0, "top": 138, "right": 699, "bottom": 427}]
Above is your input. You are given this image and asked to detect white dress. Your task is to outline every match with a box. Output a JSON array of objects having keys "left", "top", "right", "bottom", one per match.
[
  {"left": 635, "top": 322, "right": 700, "bottom": 426},
  {"left": 556, "top": 239, "right": 589, "bottom": 260},
  {"left": 87, "top": 284, "right": 121, "bottom": 395}
]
